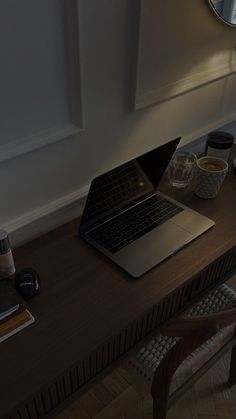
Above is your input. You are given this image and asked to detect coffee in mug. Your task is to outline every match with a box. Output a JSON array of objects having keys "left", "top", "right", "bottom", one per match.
[
  {"left": 197, "top": 159, "right": 226, "bottom": 172},
  {"left": 194, "top": 156, "right": 228, "bottom": 199}
]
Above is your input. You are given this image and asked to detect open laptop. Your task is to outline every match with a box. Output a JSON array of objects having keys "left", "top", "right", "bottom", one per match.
[{"left": 79, "top": 138, "right": 214, "bottom": 278}]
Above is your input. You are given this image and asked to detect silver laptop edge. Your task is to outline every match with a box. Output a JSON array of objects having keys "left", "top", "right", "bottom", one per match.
[
  {"left": 79, "top": 138, "right": 214, "bottom": 278},
  {"left": 82, "top": 191, "right": 214, "bottom": 278}
]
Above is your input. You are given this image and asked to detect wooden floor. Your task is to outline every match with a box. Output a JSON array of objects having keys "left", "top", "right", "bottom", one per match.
[{"left": 56, "top": 277, "right": 236, "bottom": 419}]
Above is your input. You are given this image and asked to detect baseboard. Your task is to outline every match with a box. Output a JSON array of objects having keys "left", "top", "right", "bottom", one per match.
[
  {"left": 4, "top": 187, "right": 88, "bottom": 248},
  {"left": 5, "top": 117, "right": 236, "bottom": 248},
  {"left": 180, "top": 111, "right": 236, "bottom": 155}
]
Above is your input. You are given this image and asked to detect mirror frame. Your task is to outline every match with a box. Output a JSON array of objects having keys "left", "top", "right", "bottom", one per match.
[{"left": 208, "top": 0, "right": 236, "bottom": 27}]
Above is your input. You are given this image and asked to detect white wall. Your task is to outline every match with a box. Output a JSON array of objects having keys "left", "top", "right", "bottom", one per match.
[
  {"left": 135, "top": 0, "right": 236, "bottom": 108},
  {"left": 1, "top": 0, "right": 236, "bottom": 246},
  {"left": 0, "top": 0, "right": 70, "bottom": 145}
]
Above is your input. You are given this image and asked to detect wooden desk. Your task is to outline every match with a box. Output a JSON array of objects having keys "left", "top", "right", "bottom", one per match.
[{"left": 1, "top": 149, "right": 236, "bottom": 419}]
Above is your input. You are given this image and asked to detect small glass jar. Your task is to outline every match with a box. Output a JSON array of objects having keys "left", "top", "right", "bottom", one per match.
[
  {"left": 205, "top": 131, "right": 234, "bottom": 162},
  {"left": 0, "top": 230, "right": 15, "bottom": 279}
]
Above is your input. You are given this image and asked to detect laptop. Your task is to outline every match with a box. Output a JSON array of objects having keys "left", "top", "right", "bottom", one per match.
[{"left": 79, "top": 138, "right": 215, "bottom": 278}]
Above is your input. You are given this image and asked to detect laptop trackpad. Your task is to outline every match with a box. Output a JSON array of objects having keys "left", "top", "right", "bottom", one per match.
[{"left": 115, "top": 221, "right": 194, "bottom": 278}]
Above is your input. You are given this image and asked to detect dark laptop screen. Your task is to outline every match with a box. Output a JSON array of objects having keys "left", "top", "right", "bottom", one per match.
[{"left": 80, "top": 137, "right": 180, "bottom": 227}]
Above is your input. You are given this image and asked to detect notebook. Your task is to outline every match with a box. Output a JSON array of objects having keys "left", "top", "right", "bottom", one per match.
[{"left": 0, "top": 279, "right": 25, "bottom": 322}]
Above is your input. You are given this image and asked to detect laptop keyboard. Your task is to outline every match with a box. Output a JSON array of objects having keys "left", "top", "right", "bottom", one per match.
[{"left": 87, "top": 195, "right": 183, "bottom": 253}]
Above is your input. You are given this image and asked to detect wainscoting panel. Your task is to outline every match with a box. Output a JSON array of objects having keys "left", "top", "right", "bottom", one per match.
[{"left": 0, "top": 0, "right": 83, "bottom": 163}]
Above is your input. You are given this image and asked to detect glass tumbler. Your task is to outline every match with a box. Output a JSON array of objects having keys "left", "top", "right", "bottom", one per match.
[{"left": 167, "top": 151, "right": 196, "bottom": 188}]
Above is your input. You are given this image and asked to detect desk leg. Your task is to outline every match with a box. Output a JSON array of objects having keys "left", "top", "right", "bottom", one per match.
[
  {"left": 228, "top": 326, "right": 236, "bottom": 386},
  {"left": 153, "top": 397, "right": 168, "bottom": 419}
]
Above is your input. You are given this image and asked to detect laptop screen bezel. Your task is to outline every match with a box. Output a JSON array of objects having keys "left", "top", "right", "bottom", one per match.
[{"left": 79, "top": 137, "right": 181, "bottom": 233}]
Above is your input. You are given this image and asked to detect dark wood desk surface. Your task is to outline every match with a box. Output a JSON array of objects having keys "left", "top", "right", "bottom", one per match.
[{"left": 1, "top": 149, "right": 236, "bottom": 419}]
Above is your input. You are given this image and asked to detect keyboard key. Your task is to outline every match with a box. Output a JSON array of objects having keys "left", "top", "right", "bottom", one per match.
[{"left": 87, "top": 195, "right": 183, "bottom": 253}]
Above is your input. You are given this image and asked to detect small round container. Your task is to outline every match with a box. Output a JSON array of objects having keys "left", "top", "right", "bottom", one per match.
[
  {"left": 205, "top": 131, "right": 234, "bottom": 162},
  {"left": 0, "top": 230, "right": 16, "bottom": 279}
]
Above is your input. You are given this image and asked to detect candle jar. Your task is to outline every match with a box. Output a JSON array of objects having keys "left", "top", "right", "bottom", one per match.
[{"left": 205, "top": 131, "right": 234, "bottom": 162}]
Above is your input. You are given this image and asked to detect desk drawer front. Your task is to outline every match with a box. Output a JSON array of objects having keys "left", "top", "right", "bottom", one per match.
[{"left": 6, "top": 247, "right": 236, "bottom": 419}]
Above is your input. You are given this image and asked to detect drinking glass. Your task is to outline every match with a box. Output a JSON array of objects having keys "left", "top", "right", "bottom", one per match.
[{"left": 167, "top": 151, "right": 196, "bottom": 188}]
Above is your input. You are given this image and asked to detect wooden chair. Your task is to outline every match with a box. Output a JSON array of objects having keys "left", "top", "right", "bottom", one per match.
[{"left": 127, "top": 284, "right": 236, "bottom": 419}]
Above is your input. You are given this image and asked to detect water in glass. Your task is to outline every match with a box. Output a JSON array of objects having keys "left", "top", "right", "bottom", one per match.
[{"left": 167, "top": 151, "right": 196, "bottom": 188}]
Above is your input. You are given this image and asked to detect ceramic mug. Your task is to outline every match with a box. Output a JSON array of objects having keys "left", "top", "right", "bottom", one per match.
[{"left": 194, "top": 156, "right": 228, "bottom": 199}]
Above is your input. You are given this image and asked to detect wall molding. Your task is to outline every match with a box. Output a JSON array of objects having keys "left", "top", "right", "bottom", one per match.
[
  {"left": 135, "top": 60, "right": 236, "bottom": 111},
  {"left": 134, "top": 0, "right": 236, "bottom": 111},
  {"left": 0, "top": 123, "right": 83, "bottom": 163},
  {"left": 0, "top": 0, "right": 83, "bottom": 163},
  {"left": 5, "top": 113, "right": 236, "bottom": 249},
  {"left": 180, "top": 110, "right": 236, "bottom": 152},
  {"left": 5, "top": 186, "right": 88, "bottom": 249},
  {"left": 64, "top": 0, "right": 84, "bottom": 129}
]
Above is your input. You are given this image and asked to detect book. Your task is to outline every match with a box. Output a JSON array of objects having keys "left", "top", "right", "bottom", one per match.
[
  {"left": 0, "top": 309, "right": 35, "bottom": 343},
  {"left": 0, "top": 279, "right": 34, "bottom": 342},
  {"left": 0, "top": 279, "right": 25, "bottom": 322}
]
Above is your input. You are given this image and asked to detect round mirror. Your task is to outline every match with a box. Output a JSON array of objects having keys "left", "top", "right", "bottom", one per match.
[{"left": 208, "top": 0, "right": 236, "bottom": 26}]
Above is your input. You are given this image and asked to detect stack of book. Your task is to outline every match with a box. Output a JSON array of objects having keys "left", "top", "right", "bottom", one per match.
[{"left": 0, "top": 279, "right": 34, "bottom": 343}]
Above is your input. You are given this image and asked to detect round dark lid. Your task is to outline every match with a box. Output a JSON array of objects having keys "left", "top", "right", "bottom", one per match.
[{"left": 207, "top": 131, "right": 234, "bottom": 149}]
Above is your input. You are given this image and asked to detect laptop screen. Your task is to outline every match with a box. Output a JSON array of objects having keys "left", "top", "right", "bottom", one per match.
[{"left": 80, "top": 137, "right": 181, "bottom": 227}]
